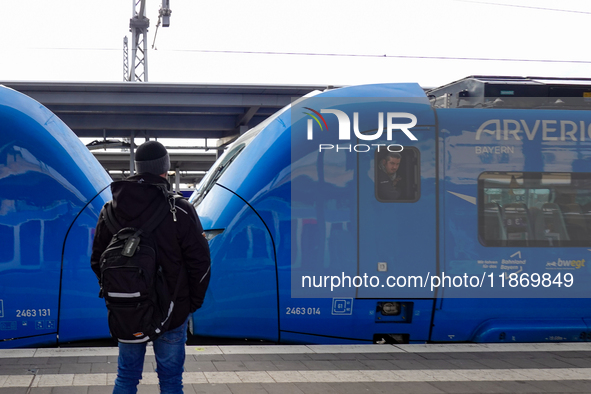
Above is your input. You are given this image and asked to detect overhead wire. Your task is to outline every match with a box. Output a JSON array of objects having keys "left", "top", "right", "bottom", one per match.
[
  {"left": 163, "top": 49, "right": 591, "bottom": 64},
  {"left": 21, "top": 1, "right": 591, "bottom": 65},
  {"left": 23, "top": 47, "right": 591, "bottom": 64},
  {"left": 449, "top": 0, "right": 591, "bottom": 15}
]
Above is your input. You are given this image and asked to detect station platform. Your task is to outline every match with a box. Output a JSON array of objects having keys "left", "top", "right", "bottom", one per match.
[{"left": 1, "top": 343, "right": 591, "bottom": 394}]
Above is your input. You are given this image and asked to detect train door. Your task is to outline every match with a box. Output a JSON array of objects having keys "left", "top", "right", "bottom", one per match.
[
  {"left": 284, "top": 87, "right": 438, "bottom": 343},
  {"left": 357, "top": 124, "right": 437, "bottom": 342}
]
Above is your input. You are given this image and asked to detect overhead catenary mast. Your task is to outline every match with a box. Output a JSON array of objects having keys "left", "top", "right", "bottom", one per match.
[
  {"left": 123, "top": 37, "right": 129, "bottom": 81},
  {"left": 128, "top": 0, "right": 149, "bottom": 82},
  {"left": 123, "top": 0, "right": 171, "bottom": 82},
  {"left": 121, "top": 0, "right": 172, "bottom": 176}
]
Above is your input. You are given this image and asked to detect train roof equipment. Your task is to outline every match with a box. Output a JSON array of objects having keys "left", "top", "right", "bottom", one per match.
[{"left": 427, "top": 75, "right": 591, "bottom": 109}]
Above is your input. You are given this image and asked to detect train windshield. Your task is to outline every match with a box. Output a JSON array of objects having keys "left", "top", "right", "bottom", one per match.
[{"left": 190, "top": 90, "right": 322, "bottom": 207}]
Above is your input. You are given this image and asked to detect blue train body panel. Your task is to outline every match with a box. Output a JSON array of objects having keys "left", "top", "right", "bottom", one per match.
[
  {"left": 194, "top": 184, "right": 279, "bottom": 341},
  {"left": 0, "top": 86, "right": 111, "bottom": 348}
]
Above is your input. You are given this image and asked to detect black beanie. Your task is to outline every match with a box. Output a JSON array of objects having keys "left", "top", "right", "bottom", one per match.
[{"left": 135, "top": 141, "right": 170, "bottom": 175}]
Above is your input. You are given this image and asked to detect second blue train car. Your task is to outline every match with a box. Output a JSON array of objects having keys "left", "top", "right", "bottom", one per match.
[{"left": 191, "top": 76, "right": 591, "bottom": 344}]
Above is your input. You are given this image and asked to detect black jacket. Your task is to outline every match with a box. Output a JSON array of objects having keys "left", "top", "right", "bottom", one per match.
[
  {"left": 91, "top": 173, "right": 211, "bottom": 331},
  {"left": 376, "top": 167, "right": 402, "bottom": 201}
]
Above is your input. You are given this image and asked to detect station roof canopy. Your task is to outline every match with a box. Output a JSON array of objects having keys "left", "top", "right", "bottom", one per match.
[
  {"left": 2, "top": 81, "right": 325, "bottom": 140},
  {"left": 1, "top": 81, "right": 327, "bottom": 184}
]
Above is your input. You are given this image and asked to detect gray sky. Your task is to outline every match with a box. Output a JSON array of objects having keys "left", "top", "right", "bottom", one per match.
[{"left": 2, "top": 0, "right": 590, "bottom": 88}]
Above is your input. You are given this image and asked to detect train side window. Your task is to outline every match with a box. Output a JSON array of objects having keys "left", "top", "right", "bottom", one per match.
[
  {"left": 375, "top": 148, "right": 420, "bottom": 202},
  {"left": 478, "top": 172, "right": 591, "bottom": 247}
]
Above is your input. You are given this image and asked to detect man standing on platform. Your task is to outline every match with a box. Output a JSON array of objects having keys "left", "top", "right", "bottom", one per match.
[{"left": 91, "top": 141, "right": 211, "bottom": 394}]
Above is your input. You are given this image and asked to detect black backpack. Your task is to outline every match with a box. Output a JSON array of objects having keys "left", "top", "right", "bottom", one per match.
[{"left": 98, "top": 188, "right": 181, "bottom": 343}]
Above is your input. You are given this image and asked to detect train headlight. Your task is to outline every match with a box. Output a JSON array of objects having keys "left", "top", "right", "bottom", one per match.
[
  {"left": 380, "top": 302, "right": 401, "bottom": 316},
  {"left": 203, "top": 229, "right": 224, "bottom": 241}
]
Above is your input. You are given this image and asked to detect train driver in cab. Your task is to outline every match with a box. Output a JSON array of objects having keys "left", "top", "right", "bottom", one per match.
[{"left": 377, "top": 152, "right": 403, "bottom": 201}]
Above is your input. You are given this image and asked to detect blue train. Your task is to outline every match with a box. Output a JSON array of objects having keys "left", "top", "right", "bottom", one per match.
[
  {"left": 190, "top": 76, "right": 591, "bottom": 344},
  {"left": 0, "top": 85, "right": 112, "bottom": 348},
  {"left": 2, "top": 76, "right": 591, "bottom": 348}
]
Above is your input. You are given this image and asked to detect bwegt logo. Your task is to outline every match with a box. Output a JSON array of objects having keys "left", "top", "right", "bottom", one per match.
[{"left": 303, "top": 108, "right": 418, "bottom": 152}]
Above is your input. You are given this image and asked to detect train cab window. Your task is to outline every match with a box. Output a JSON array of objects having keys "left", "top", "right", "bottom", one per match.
[
  {"left": 191, "top": 138, "right": 250, "bottom": 207},
  {"left": 375, "top": 148, "right": 420, "bottom": 202},
  {"left": 478, "top": 172, "right": 591, "bottom": 247},
  {"left": 191, "top": 113, "right": 280, "bottom": 206},
  {"left": 190, "top": 98, "right": 300, "bottom": 207}
]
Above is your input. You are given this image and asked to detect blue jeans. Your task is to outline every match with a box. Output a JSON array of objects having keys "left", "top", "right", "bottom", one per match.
[{"left": 113, "top": 317, "right": 189, "bottom": 394}]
